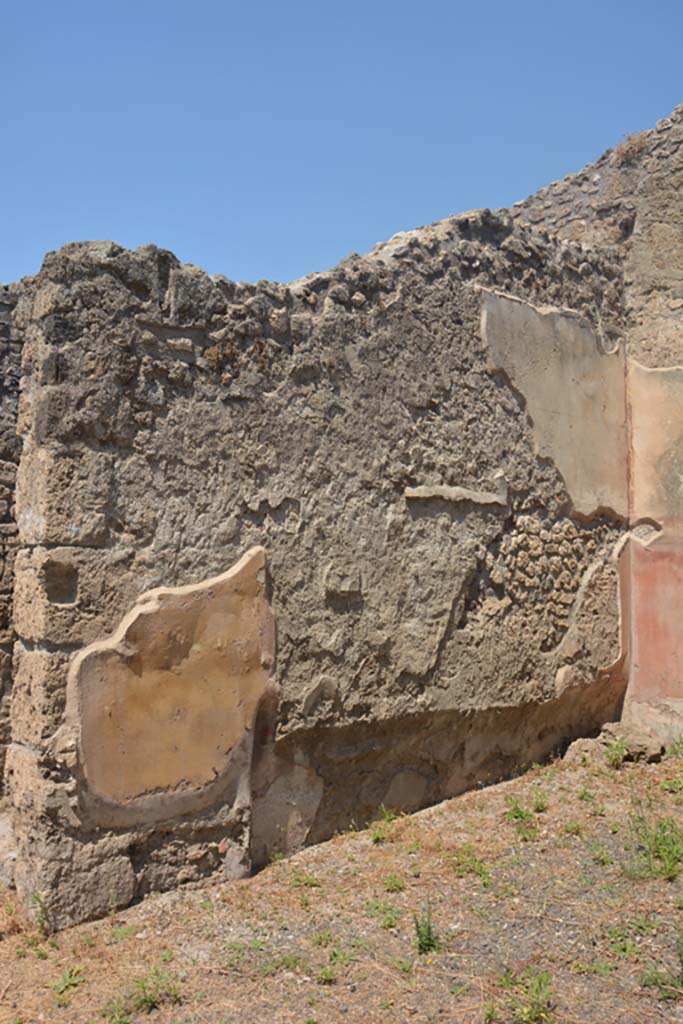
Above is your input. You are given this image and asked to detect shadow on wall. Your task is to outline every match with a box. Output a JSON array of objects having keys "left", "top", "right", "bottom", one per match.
[{"left": 249, "top": 660, "right": 626, "bottom": 866}]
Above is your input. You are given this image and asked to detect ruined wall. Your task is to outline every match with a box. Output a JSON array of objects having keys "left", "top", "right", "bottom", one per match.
[
  {"left": 4, "top": 214, "right": 630, "bottom": 927},
  {"left": 510, "top": 104, "right": 683, "bottom": 738},
  {"left": 509, "top": 102, "right": 683, "bottom": 367},
  {"left": 0, "top": 284, "right": 22, "bottom": 787}
]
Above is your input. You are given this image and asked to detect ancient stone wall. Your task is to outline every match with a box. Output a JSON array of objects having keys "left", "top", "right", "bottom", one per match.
[
  {"left": 0, "top": 283, "right": 22, "bottom": 789},
  {"left": 509, "top": 103, "right": 683, "bottom": 740},
  {"left": 509, "top": 102, "right": 683, "bottom": 368},
  {"left": 3, "top": 214, "right": 631, "bottom": 927}
]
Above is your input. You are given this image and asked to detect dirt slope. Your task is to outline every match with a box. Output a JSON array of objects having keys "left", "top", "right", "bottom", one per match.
[{"left": 3, "top": 743, "right": 683, "bottom": 1024}]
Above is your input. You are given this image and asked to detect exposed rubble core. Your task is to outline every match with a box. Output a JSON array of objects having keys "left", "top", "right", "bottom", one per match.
[{"left": 0, "top": 103, "right": 682, "bottom": 928}]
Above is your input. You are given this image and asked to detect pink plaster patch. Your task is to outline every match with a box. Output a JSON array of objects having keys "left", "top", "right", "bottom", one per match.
[{"left": 629, "top": 534, "right": 683, "bottom": 702}]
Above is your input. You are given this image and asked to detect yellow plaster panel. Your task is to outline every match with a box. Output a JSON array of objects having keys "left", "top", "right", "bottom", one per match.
[
  {"left": 67, "top": 546, "right": 273, "bottom": 822},
  {"left": 481, "top": 290, "right": 628, "bottom": 518},
  {"left": 629, "top": 361, "right": 683, "bottom": 526}
]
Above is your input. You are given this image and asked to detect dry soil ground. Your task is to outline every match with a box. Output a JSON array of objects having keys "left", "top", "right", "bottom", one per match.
[{"left": 3, "top": 740, "right": 683, "bottom": 1024}]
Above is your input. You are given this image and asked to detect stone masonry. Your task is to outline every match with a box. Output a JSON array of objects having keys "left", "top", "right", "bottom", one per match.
[{"left": 0, "top": 104, "right": 682, "bottom": 928}]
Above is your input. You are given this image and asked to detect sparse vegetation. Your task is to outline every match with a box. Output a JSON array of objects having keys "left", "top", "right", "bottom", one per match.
[
  {"left": 110, "top": 923, "right": 136, "bottom": 943},
  {"left": 369, "top": 821, "right": 389, "bottom": 844},
  {"left": 6, "top": 753, "right": 683, "bottom": 1021},
  {"left": 578, "top": 787, "right": 606, "bottom": 817},
  {"left": 531, "top": 789, "right": 549, "bottom": 813},
  {"left": 505, "top": 799, "right": 534, "bottom": 824},
  {"left": 505, "top": 799, "right": 541, "bottom": 841},
  {"left": 51, "top": 965, "right": 84, "bottom": 1003},
  {"left": 369, "top": 805, "right": 399, "bottom": 844},
  {"left": 260, "top": 953, "right": 304, "bottom": 975},
  {"left": 131, "top": 965, "right": 182, "bottom": 1012},
  {"left": 590, "top": 841, "right": 613, "bottom": 866},
  {"left": 329, "top": 946, "right": 355, "bottom": 966},
  {"left": 29, "top": 891, "right": 49, "bottom": 937},
  {"left": 102, "top": 964, "right": 182, "bottom": 1019},
  {"left": 626, "top": 801, "right": 683, "bottom": 880},
  {"left": 501, "top": 966, "right": 555, "bottom": 1024},
  {"left": 665, "top": 735, "right": 683, "bottom": 760},
  {"left": 605, "top": 737, "right": 628, "bottom": 770},
  {"left": 365, "top": 899, "right": 402, "bottom": 929},
  {"left": 389, "top": 955, "right": 414, "bottom": 975},
  {"left": 640, "top": 933, "right": 683, "bottom": 1000},
  {"left": 572, "top": 960, "right": 617, "bottom": 976},
  {"left": 451, "top": 843, "right": 491, "bottom": 887},
  {"left": 291, "top": 870, "right": 322, "bottom": 889},
  {"left": 660, "top": 774, "right": 683, "bottom": 793}
]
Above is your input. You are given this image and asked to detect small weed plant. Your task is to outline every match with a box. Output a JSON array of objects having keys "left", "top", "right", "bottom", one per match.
[
  {"left": 665, "top": 735, "right": 683, "bottom": 761},
  {"left": 102, "top": 965, "right": 182, "bottom": 1020},
  {"left": 501, "top": 966, "right": 555, "bottom": 1024},
  {"left": 133, "top": 966, "right": 182, "bottom": 1012},
  {"left": 661, "top": 774, "right": 683, "bottom": 793},
  {"left": 505, "top": 799, "right": 540, "bottom": 841},
  {"left": 365, "top": 899, "right": 402, "bottom": 929},
  {"left": 484, "top": 1001, "right": 498, "bottom": 1022},
  {"left": 389, "top": 956, "right": 414, "bottom": 975},
  {"left": 291, "top": 870, "right": 322, "bottom": 889},
  {"left": 51, "top": 966, "right": 84, "bottom": 1000},
  {"left": 29, "top": 892, "right": 49, "bottom": 937},
  {"left": 110, "top": 923, "right": 136, "bottom": 943},
  {"left": 532, "top": 790, "right": 549, "bottom": 813},
  {"left": 451, "top": 844, "right": 491, "bottom": 887},
  {"left": 605, "top": 738, "right": 628, "bottom": 770},
  {"left": 260, "top": 954, "right": 303, "bottom": 976},
  {"left": 370, "top": 821, "right": 388, "bottom": 844},
  {"left": 578, "top": 788, "right": 606, "bottom": 817},
  {"left": 604, "top": 923, "right": 642, "bottom": 959},
  {"left": 505, "top": 799, "right": 534, "bottom": 824},
  {"left": 413, "top": 900, "right": 441, "bottom": 955},
  {"left": 590, "top": 841, "right": 613, "bottom": 867},
  {"left": 572, "top": 960, "right": 616, "bottom": 976},
  {"left": 329, "top": 946, "right": 355, "bottom": 966},
  {"left": 370, "top": 805, "right": 399, "bottom": 844}
]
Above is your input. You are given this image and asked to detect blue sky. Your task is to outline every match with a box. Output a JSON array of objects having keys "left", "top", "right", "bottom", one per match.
[{"left": 3, "top": 1, "right": 682, "bottom": 285}]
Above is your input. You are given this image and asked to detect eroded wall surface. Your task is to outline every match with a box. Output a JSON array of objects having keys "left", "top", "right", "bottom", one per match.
[
  {"left": 0, "top": 284, "right": 22, "bottom": 787},
  {"left": 510, "top": 102, "right": 683, "bottom": 368},
  {"left": 4, "top": 215, "right": 631, "bottom": 926}
]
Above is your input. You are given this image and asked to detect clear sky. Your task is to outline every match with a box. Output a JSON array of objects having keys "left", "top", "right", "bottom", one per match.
[{"left": 3, "top": 1, "right": 682, "bottom": 285}]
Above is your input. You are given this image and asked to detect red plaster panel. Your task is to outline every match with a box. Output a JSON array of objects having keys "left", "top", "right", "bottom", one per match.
[{"left": 629, "top": 534, "right": 683, "bottom": 702}]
